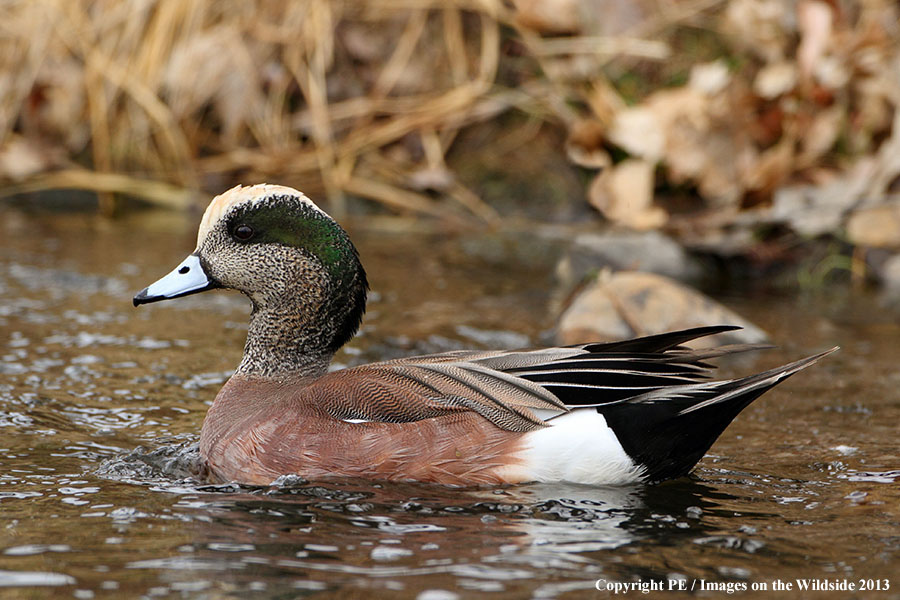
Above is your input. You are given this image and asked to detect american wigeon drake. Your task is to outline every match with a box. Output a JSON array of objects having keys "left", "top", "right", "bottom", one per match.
[{"left": 134, "top": 184, "right": 835, "bottom": 487}]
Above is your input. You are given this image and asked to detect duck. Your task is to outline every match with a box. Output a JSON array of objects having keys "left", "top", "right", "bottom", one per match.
[{"left": 133, "top": 184, "right": 836, "bottom": 487}]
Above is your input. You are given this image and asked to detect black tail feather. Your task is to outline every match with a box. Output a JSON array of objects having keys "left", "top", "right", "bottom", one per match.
[
  {"left": 579, "top": 325, "right": 742, "bottom": 354},
  {"left": 598, "top": 348, "right": 838, "bottom": 483}
]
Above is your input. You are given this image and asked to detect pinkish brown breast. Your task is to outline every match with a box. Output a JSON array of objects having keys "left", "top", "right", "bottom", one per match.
[{"left": 199, "top": 375, "right": 530, "bottom": 486}]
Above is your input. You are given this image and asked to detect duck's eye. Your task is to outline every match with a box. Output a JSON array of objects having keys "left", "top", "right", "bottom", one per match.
[{"left": 233, "top": 224, "right": 254, "bottom": 241}]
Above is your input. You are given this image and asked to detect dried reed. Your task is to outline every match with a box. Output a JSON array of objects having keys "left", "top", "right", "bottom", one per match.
[
  {"left": 0, "top": 0, "right": 526, "bottom": 219},
  {"left": 0, "top": 0, "right": 896, "bottom": 233}
]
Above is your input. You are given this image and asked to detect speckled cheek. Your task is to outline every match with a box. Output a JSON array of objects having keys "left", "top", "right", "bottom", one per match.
[{"left": 197, "top": 233, "right": 260, "bottom": 294}]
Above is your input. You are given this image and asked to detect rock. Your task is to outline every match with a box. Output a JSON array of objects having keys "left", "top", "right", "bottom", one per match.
[
  {"left": 588, "top": 159, "right": 667, "bottom": 230},
  {"left": 770, "top": 184, "right": 847, "bottom": 236},
  {"left": 769, "top": 159, "right": 879, "bottom": 236},
  {"left": 556, "top": 271, "right": 769, "bottom": 346},
  {"left": 874, "top": 252, "right": 900, "bottom": 293},
  {"left": 454, "top": 325, "right": 530, "bottom": 350},
  {"left": 556, "top": 230, "right": 704, "bottom": 290}
]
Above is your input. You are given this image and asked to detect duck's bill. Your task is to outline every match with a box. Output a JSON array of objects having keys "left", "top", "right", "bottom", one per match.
[{"left": 133, "top": 254, "right": 217, "bottom": 306}]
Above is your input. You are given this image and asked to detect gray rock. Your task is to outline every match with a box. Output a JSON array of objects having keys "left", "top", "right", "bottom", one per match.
[
  {"left": 877, "top": 253, "right": 900, "bottom": 293},
  {"left": 556, "top": 230, "right": 704, "bottom": 289},
  {"left": 771, "top": 184, "right": 848, "bottom": 237}
]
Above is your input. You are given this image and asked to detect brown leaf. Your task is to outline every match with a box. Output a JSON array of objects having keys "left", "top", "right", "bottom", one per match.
[
  {"left": 608, "top": 105, "right": 665, "bottom": 162},
  {"left": 722, "top": 0, "right": 791, "bottom": 63},
  {"left": 798, "top": 105, "right": 843, "bottom": 166},
  {"left": 797, "top": 0, "right": 834, "bottom": 83},
  {"left": 744, "top": 139, "right": 794, "bottom": 196},
  {"left": 0, "top": 136, "right": 63, "bottom": 181},
  {"left": 513, "top": 0, "right": 581, "bottom": 34},
  {"left": 688, "top": 60, "right": 730, "bottom": 95},
  {"left": 565, "top": 119, "right": 610, "bottom": 169},
  {"left": 754, "top": 61, "right": 797, "bottom": 99},
  {"left": 846, "top": 202, "right": 900, "bottom": 249},
  {"left": 588, "top": 159, "right": 666, "bottom": 230}
]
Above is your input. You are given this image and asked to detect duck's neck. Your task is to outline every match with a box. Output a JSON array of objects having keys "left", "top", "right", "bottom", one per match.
[{"left": 236, "top": 306, "right": 333, "bottom": 379}]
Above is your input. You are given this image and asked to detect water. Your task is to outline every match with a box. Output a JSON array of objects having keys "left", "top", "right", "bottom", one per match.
[{"left": 0, "top": 205, "right": 898, "bottom": 598}]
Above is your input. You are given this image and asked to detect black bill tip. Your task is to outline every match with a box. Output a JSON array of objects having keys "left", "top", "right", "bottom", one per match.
[{"left": 133, "top": 287, "right": 158, "bottom": 307}]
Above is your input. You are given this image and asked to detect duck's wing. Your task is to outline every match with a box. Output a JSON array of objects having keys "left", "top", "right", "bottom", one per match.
[
  {"left": 311, "top": 326, "right": 772, "bottom": 432},
  {"left": 310, "top": 355, "right": 565, "bottom": 432}
]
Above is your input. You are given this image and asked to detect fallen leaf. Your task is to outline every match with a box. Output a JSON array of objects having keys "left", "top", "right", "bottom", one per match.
[
  {"left": 744, "top": 139, "right": 794, "bottom": 195},
  {"left": 608, "top": 106, "right": 665, "bottom": 162},
  {"left": 513, "top": 0, "right": 649, "bottom": 36},
  {"left": 565, "top": 119, "right": 611, "bottom": 169},
  {"left": 689, "top": 60, "right": 731, "bottom": 95},
  {"left": 797, "top": 0, "right": 834, "bottom": 83},
  {"left": 814, "top": 55, "right": 851, "bottom": 90},
  {"left": 798, "top": 104, "right": 843, "bottom": 165},
  {"left": 588, "top": 158, "right": 666, "bottom": 230},
  {"left": 722, "top": 0, "right": 791, "bottom": 62},
  {"left": 0, "top": 136, "right": 63, "bottom": 181},
  {"left": 513, "top": 0, "right": 581, "bottom": 34},
  {"left": 846, "top": 202, "right": 900, "bottom": 249},
  {"left": 754, "top": 61, "right": 797, "bottom": 99}
]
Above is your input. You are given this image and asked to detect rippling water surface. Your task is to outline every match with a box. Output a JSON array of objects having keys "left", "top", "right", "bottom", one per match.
[{"left": 0, "top": 205, "right": 897, "bottom": 598}]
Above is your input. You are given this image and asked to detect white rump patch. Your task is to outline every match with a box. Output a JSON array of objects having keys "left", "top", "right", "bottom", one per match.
[
  {"left": 501, "top": 409, "right": 645, "bottom": 485},
  {"left": 196, "top": 184, "right": 328, "bottom": 248}
]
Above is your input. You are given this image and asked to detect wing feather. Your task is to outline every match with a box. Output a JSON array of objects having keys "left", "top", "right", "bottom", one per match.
[{"left": 305, "top": 327, "right": 786, "bottom": 432}]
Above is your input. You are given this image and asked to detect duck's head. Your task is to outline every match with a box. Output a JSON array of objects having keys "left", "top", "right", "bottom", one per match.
[{"left": 134, "top": 184, "right": 368, "bottom": 366}]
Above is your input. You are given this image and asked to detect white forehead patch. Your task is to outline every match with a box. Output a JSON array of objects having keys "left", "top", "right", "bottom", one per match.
[{"left": 195, "top": 184, "right": 327, "bottom": 248}]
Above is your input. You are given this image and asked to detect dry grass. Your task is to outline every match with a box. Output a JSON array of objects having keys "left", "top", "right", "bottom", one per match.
[
  {"left": 0, "top": 0, "right": 897, "bottom": 240},
  {"left": 0, "top": 0, "right": 525, "bottom": 218},
  {"left": 0, "top": 0, "right": 698, "bottom": 218}
]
